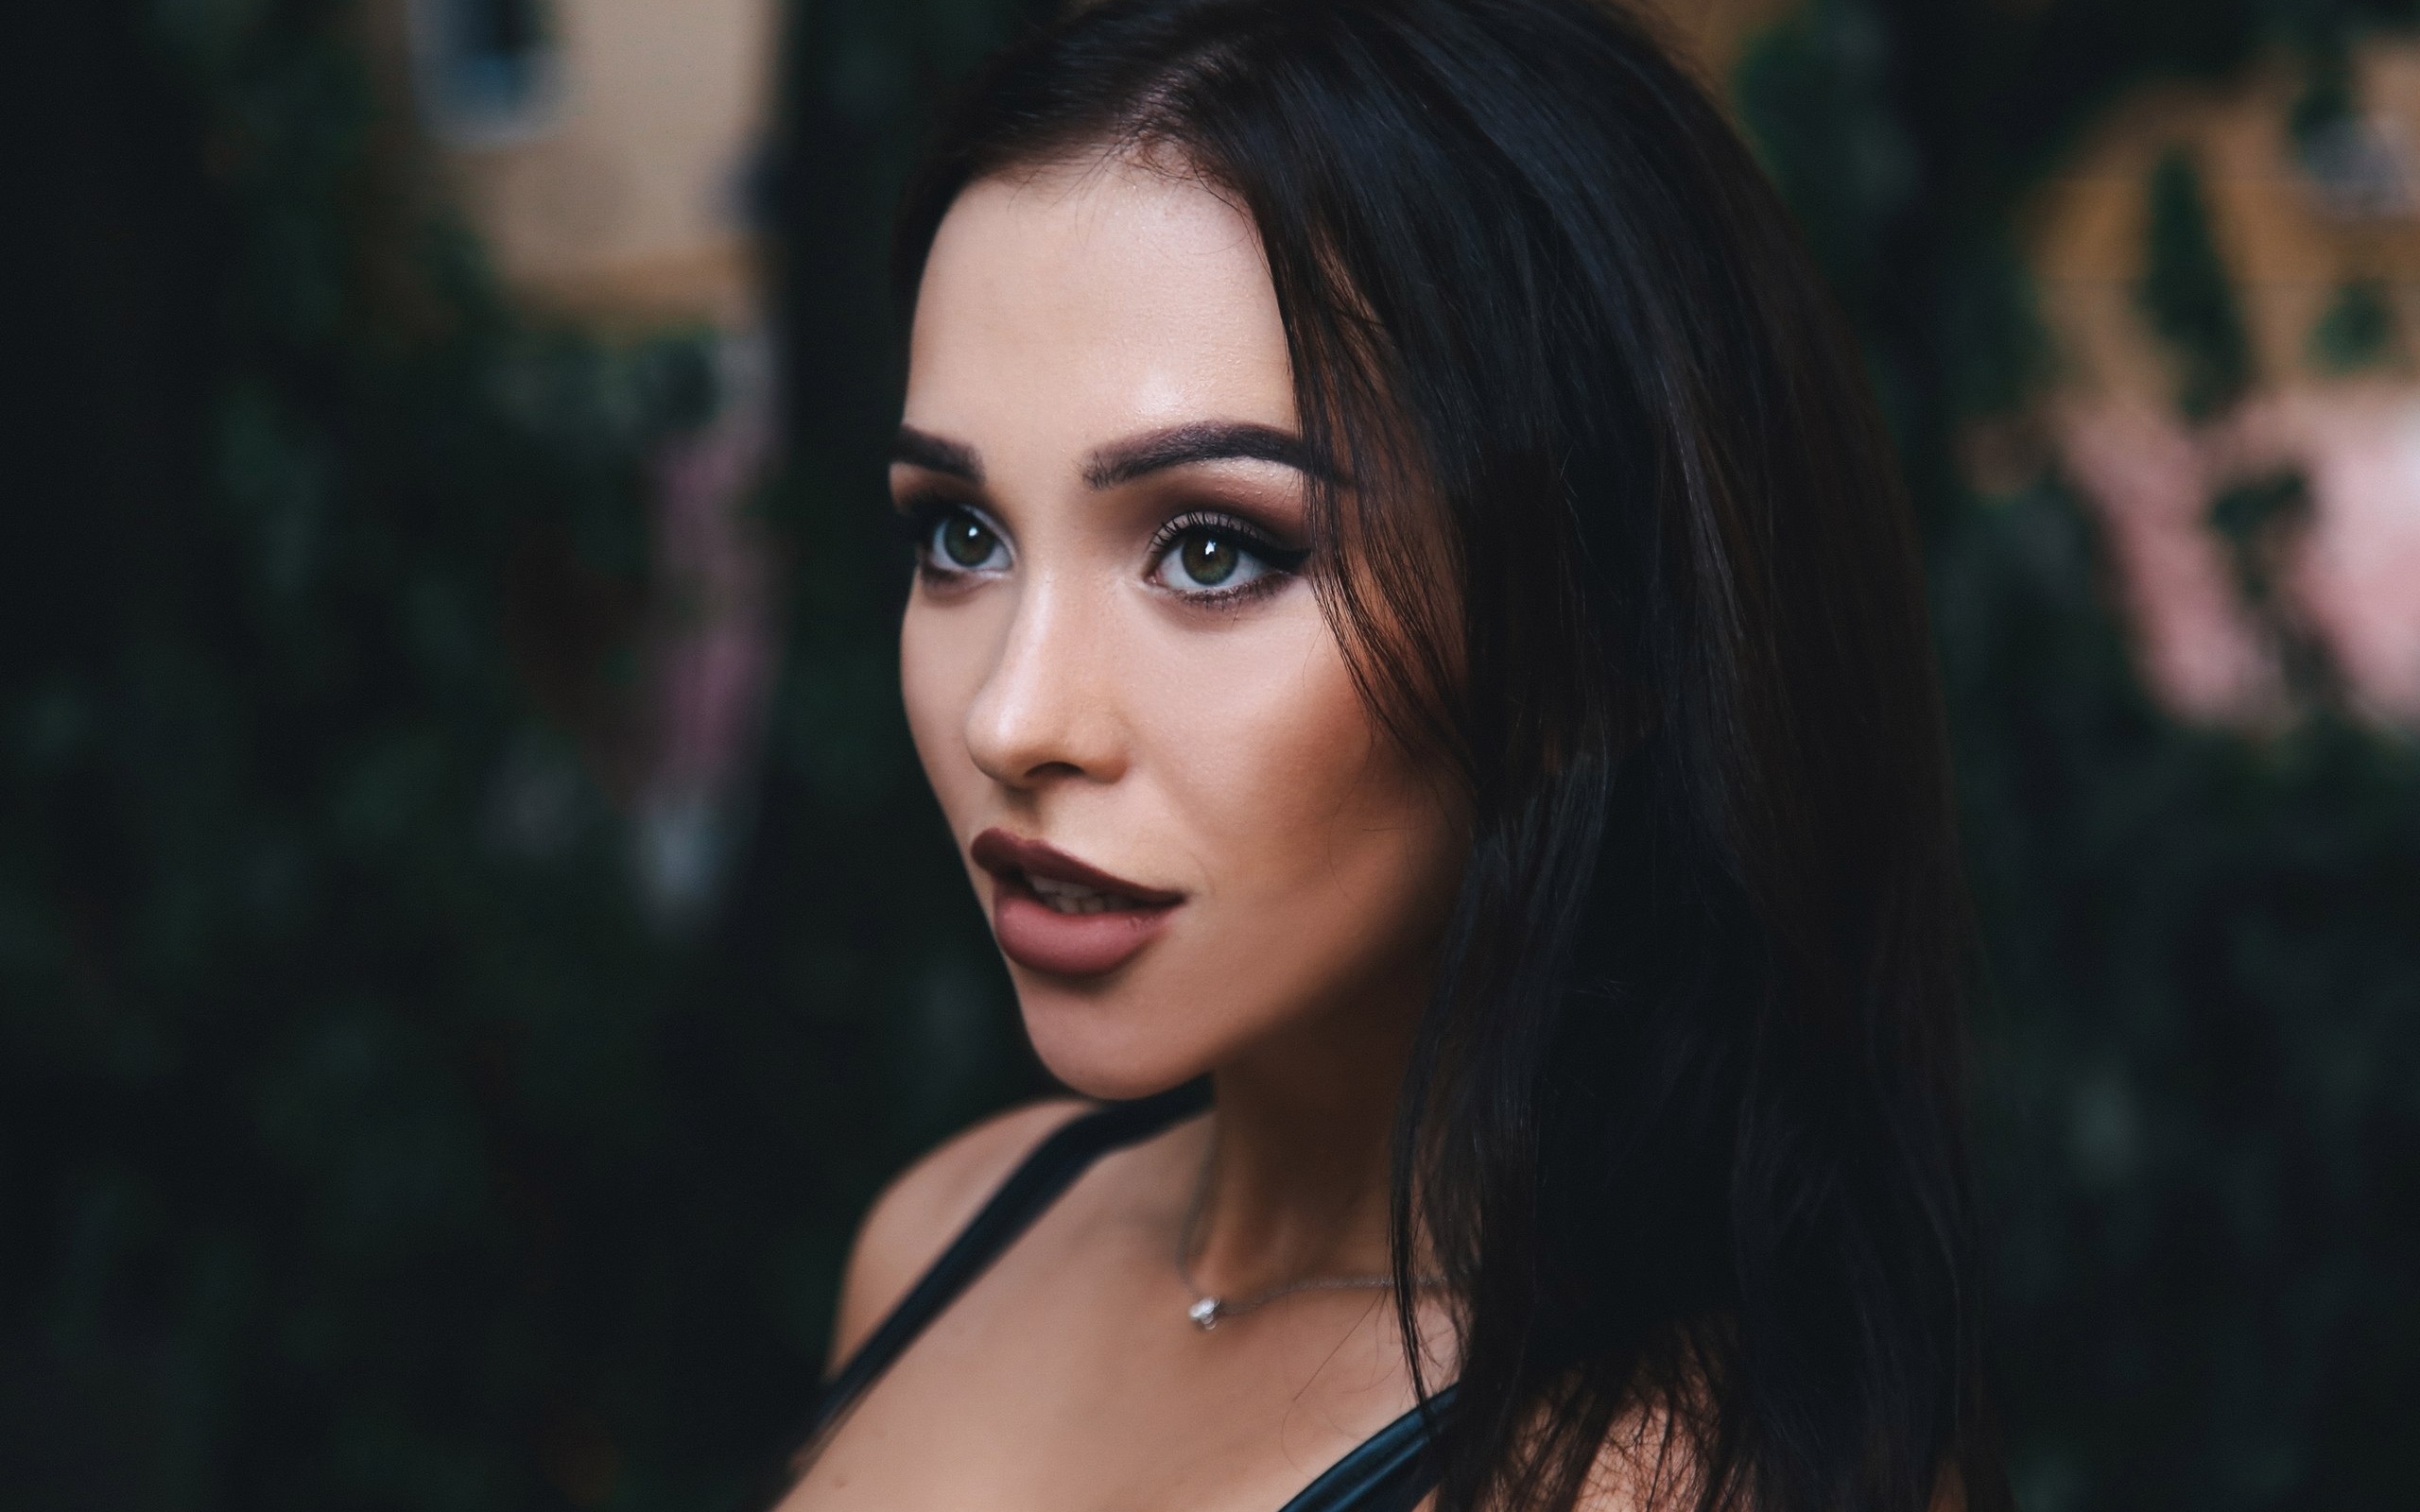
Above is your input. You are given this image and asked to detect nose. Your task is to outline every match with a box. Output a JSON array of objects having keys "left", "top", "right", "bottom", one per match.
[{"left": 962, "top": 571, "right": 1129, "bottom": 791}]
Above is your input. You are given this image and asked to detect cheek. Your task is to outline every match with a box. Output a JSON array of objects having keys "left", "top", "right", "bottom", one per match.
[{"left": 1141, "top": 610, "right": 1459, "bottom": 996}]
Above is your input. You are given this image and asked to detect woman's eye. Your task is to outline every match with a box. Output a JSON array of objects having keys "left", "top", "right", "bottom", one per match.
[
  {"left": 929, "top": 508, "right": 1008, "bottom": 572},
  {"left": 1153, "top": 526, "right": 1273, "bottom": 594}
]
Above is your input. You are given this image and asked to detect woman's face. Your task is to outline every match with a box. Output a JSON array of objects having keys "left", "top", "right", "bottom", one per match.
[{"left": 895, "top": 157, "right": 1465, "bottom": 1099}]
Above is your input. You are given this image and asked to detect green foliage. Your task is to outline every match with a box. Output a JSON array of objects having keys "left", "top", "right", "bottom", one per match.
[
  {"left": 2138, "top": 149, "right": 2256, "bottom": 419},
  {"left": 2, "top": 2, "right": 759, "bottom": 1508},
  {"left": 2207, "top": 471, "right": 2311, "bottom": 611},
  {"left": 2308, "top": 278, "right": 2401, "bottom": 371},
  {"left": 2210, "top": 471, "right": 2344, "bottom": 708},
  {"left": 1934, "top": 481, "right": 2420, "bottom": 1512},
  {"left": 1742, "top": 3, "right": 2420, "bottom": 1508}
]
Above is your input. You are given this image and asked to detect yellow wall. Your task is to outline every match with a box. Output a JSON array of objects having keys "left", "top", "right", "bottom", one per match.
[
  {"left": 2030, "top": 43, "right": 2420, "bottom": 405},
  {"left": 376, "top": 0, "right": 781, "bottom": 328}
]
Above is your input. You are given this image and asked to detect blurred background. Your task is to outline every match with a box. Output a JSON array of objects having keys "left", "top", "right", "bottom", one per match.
[{"left": 3, "top": 0, "right": 2414, "bottom": 1508}]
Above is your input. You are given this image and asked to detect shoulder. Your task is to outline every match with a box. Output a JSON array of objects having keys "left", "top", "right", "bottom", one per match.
[{"left": 826, "top": 1097, "right": 1095, "bottom": 1372}]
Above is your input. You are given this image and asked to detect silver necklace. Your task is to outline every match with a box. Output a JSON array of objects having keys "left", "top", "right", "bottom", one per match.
[{"left": 1173, "top": 1142, "right": 1443, "bottom": 1331}]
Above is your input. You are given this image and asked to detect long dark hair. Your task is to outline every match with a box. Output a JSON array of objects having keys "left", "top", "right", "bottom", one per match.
[{"left": 890, "top": 3, "right": 2001, "bottom": 1509}]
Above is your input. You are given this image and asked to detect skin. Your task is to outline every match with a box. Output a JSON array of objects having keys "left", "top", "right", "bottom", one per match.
[{"left": 777, "top": 153, "right": 1471, "bottom": 1512}]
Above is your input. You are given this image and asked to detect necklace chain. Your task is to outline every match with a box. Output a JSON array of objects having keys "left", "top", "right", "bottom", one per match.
[{"left": 1173, "top": 1134, "right": 1442, "bottom": 1332}]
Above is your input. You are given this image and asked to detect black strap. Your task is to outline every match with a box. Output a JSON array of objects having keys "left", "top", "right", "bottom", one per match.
[
  {"left": 1275, "top": 1386, "right": 1455, "bottom": 1512},
  {"left": 804, "top": 1080, "right": 1211, "bottom": 1443}
]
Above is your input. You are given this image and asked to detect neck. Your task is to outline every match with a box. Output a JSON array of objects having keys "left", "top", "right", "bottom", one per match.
[{"left": 1186, "top": 971, "right": 1424, "bottom": 1297}]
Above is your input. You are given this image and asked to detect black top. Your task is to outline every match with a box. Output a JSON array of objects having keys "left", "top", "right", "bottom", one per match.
[{"left": 801, "top": 1083, "right": 1454, "bottom": 1512}]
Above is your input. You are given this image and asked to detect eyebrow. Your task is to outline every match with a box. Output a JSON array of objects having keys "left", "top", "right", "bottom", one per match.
[
  {"left": 889, "top": 421, "right": 1324, "bottom": 491},
  {"left": 1081, "top": 421, "right": 1324, "bottom": 489},
  {"left": 891, "top": 426, "right": 983, "bottom": 482}
]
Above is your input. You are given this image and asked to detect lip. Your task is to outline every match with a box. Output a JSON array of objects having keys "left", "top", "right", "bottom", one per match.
[{"left": 970, "top": 828, "right": 1184, "bottom": 977}]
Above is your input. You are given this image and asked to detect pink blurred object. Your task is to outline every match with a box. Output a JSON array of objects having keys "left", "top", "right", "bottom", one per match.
[
  {"left": 637, "top": 335, "right": 777, "bottom": 920},
  {"left": 2057, "top": 387, "right": 2420, "bottom": 726}
]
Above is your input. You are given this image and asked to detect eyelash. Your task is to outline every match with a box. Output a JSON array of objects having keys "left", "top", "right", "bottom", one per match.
[
  {"left": 1144, "top": 509, "right": 1310, "bottom": 607},
  {"left": 898, "top": 494, "right": 1009, "bottom": 583},
  {"left": 898, "top": 497, "right": 1310, "bottom": 607}
]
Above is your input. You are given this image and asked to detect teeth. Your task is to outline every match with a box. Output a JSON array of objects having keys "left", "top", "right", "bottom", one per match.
[{"left": 1027, "top": 874, "right": 1133, "bottom": 916}]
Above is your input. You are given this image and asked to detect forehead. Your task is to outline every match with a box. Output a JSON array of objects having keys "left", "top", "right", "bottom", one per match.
[{"left": 905, "top": 157, "right": 1298, "bottom": 461}]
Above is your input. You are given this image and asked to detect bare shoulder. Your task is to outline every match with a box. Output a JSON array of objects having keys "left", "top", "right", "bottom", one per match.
[{"left": 826, "top": 1097, "right": 1095, "bottom": 1372}]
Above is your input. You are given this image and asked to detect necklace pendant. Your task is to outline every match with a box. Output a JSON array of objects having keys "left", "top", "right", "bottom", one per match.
[{"left": 1187, "top": 1297, "right": 1222, "bottom": 1331}]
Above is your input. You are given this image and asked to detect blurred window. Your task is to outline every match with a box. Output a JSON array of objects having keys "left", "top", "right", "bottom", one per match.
[
  {"left": 2296, "top": 114, "right": 2419, "bottom": 219},
  {"left": 411, "top": 0, "right": 562, "bottom": 145}
]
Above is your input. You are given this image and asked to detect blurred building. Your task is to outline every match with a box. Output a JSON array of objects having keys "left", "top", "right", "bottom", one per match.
[
  {"left": 2028, "top": 44, "right": 2420, "bottom": 727},
  {"left": 1662, "top": 0, "right": 2420, "bottom": 730},
  {"left": 391, "top": 0, "right": 774, "bottom": 327},
  {"left": 374, "top": 0, "right": 782, "bottom": 922}
]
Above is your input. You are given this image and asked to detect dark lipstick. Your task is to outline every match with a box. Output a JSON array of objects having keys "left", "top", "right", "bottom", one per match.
[{"left": 970, "top": 828, "right": 1183, "bottom": 976}]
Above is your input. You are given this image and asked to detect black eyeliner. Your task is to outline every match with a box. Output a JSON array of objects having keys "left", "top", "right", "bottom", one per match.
[
  {"left": 1143, "top": 507, "right": 1313, "bottom": 611},
  {"left": 894, "top": 495, "right": 1014, "bottom": 592},
  {"left": 1145, "top": 508, "right": 1312, "bottom": 574}
]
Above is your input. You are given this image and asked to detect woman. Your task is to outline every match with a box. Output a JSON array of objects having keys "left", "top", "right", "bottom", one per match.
[{"left": 782, "top": 2, "right": 2001, "bottom": 1509}]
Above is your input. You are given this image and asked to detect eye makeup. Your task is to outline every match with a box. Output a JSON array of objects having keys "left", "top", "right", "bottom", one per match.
[
  {"left": 897, "top": 493, "right": 1011, "bottom": 585},
  {"left": 1143, "top": 507, "right": 1311, "bottom": 608},
  {"left": 892, "top": 481, "right": 1313, "bottom": 610}
]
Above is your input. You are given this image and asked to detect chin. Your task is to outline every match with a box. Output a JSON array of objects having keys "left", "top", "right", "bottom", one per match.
[{"left": 1014, "top": 980, "right": 1217, "bottom": 1103}]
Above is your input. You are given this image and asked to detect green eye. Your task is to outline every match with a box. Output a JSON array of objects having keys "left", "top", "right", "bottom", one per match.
[
  {"left": 1150, "top": 516, "right": 1300, "bottom": 598},
  {"left": 936, "top": 511, "right": 1002, "bottom": 570},
  {"left": 1177, "top": 532, "right": 1240, "bottom": 587}
]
